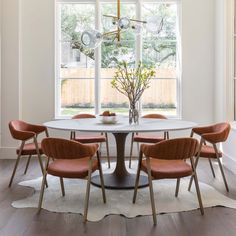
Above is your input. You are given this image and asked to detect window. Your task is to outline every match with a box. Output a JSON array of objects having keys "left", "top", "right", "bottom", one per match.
[{"left": 56, "top": 0, "right": 181, "bottom": 118}]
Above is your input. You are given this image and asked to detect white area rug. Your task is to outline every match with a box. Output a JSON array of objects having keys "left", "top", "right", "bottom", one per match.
[{"left": 12, "top": 163, "right": 236, "bottom": 222}]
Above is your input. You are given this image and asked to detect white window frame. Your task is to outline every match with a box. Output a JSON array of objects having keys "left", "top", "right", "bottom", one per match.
[{"left": 55, "top": 0, "right": 182, "bottom": 119}]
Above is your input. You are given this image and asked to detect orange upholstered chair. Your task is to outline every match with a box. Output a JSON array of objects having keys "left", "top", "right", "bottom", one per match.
[
  {"left": 129, "top": 114, "right": 169, "bottom": 168},
  {"left": 71, "top": 114, "right": 110, "bottom": 168},
  {"left": 188, "top": 122, "right": 231, "bottom": 192},
  {"left": 8, "top": 120, "right": 49, "bottom": 187},
  {"left": 38, "top": 137, "right": 106, "bottom": 222},
  {"left": 133, "top": 138, "right": 204, "bottom": 225}
]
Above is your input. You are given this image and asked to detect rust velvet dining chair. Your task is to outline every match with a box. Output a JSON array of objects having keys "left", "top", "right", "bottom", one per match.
[
  {"left": 70, "top": 114, "right": 111, "bottom": 168},
  {"left": 133, "top": 138, "right": 204, "bottom": 225},
  {"left": 188, "top": 122, "right": 231, "bottom": 192},
  {"left": 8, "top": 120, "right": 49, "bottom": 187},
  {"left": 38, "top": 137, "right": 106, "bottom": 222},
  {"left": 129, "top": 113, "right": 169, "bottom": 168}
]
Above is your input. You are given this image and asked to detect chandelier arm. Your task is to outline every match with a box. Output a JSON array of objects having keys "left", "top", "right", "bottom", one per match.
[
  {"left": 103, "top": 14, "right": 119, "bottom": 19},
  {"left": 130, "top": 19, "right": 147, "bottom": 24},
  {"left": 102, "top": 30, "right": 119, "bottom": 37}
]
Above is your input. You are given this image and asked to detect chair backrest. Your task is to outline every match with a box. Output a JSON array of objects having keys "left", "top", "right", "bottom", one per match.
[
  {"left": 209, "top": 122, "right": 231, "bottom": 143},
  {"left": 141, "top": 138, "right": 199, "bottom": 160},
  {"left": 9, "top": 120, "right": 34, "bottom": 140},
  {"left": 142, "top": 114, "right": 167, "bottom": 119},
  {"left": 41, "top": 137, "right": 98, "bottom": 159},
  {"left": 72, "top": 114, "right": 96, "bottom": 119}
]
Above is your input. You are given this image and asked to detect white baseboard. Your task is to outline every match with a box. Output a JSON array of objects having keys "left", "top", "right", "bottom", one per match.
[
  {"left": 0, "top": 144, "right": 138, "bottom": 160},
  {"left": 0, "top": 147, "right": 17, "bottom": 159},
  {"left": 223, "top": 152, "right": 236, "bottom": 174}
]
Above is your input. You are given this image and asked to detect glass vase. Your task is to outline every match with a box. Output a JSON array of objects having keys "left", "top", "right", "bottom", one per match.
[{"left": 129, "top": 102, "right": 139, "bottom": 124}]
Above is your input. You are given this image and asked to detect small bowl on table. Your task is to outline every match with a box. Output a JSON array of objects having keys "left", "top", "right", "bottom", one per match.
[{"left": 101, "top": 115, "right": 117, "bottom": 124}]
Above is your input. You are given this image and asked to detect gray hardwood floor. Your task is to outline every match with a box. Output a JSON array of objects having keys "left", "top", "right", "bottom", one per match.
[{"left": 1, "top": 158, "right": 236, "bottom": 236}]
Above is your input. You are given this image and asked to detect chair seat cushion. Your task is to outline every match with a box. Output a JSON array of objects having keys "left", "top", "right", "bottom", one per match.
[
  {"left": 74, "top": 135, "right": 106, "bottom": 143},
  {"left": 17, "top": 142, "right": 43, "bottom": 155},
  {"left": 47, "top": 157, "right": 98, "bottom": 178},
  {"left": 199, "top": 145, "right": 222, "bottom": 158},
  {"left": 141, "top": 159, "right": 192, "bottom": 179},
  {"left": 133, "top": 134, "right": 164, "bottom": 143}
]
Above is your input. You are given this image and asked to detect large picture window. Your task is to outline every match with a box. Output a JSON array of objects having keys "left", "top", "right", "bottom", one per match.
[{"left": 56, "top": 0, "right": 181, "bottom": 117}]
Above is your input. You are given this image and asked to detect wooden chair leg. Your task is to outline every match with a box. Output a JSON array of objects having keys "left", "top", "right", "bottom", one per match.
[
  {"left": 190, "top": 156, "right": 204, "bottom": 215},
  {"left": 208, "top": 158, "right": 215, "bottom": 178},
  {"left": 129, "top": 133, "right": 134, "bottom": 168},
  {"left": 188, "top": 139, "right": 203, "bottom": 191},
  {"left": 213, "top": 144, "right": 229, "bottom": 192},
  {"left": 175, "top": 178, "right": 180, "bottom": 197},
  {"left": 37, "top": 171, "right": 48, "bottom": 213},
  {"left": 97, "top": 151, "right": 106, "bottom": 203},
  {"left": 84, "top": 159, "right": 92, "bottom": 223},
  {"left": 60, "top": 177, "right": 65, "bottom": 196},
  {"left": 34, "top": 137, "right": 48, "bottom": 188},
  {"left": 24, "top": 155, "right": 32, "bottom": 174},
  {"left": 105, "top": 133, "right": 110, "bottom": 168},
  {"left": 9, "top": 141, "right": 25, "bottom": 187},
  {"left": 9, "top": 155, "right": 21, "bottom": 187},
  {"left": 133, "top": 152, "right": 142, "bottom": 203},
  {"left": 193, "top": 173, "right": 204, "bottom": 215},
  {"left": 146, "top": 157, "right": 157, "bottom": 225}
]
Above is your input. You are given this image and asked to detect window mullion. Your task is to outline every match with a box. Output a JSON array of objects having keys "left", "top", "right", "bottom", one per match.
[
  {"left": 95, "top": 0, "right": 101, "bottom": 115},
  {"left": 136, "top": 0, "right": 142, "bottom": 115}
]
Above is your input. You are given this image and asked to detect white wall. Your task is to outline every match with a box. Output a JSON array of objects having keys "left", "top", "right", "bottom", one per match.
[
  {"left": 0, "top": 0, "right": 217, "bottom": 159},
  {"left": 182, "top": 0, "right": 214, "bottom": 123}
]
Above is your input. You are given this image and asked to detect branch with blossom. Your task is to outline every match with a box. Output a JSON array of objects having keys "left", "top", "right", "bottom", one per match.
[{"left": 111, "top": 61, "right": 156, "bottom": 108}]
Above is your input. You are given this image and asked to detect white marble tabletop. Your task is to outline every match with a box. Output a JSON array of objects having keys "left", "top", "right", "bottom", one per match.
[{"left": 44, "top": 116, "right": 197, "bottom": 133}]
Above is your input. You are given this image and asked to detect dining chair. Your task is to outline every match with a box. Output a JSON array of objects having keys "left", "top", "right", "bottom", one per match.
[
  {"left": 38, "top": 137, "right": 106, "bottom": 222},
  {"left": 188, "top": 122, "right": 231, "bottom": 192},
  {"left": 8, "top": 120, "right": 49, "bottom": 187},
  {"left": 71, "top": 114, "right": 111, "bottom": 168},
  {"left": 129, "top": 113, "right": 169, "bottom": 168},
  {"left": 133, "top": 138, "right": 204, "bottom": 225}
]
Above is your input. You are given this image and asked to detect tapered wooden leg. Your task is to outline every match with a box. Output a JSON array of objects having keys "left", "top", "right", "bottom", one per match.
[
  {"left": 190, "top": 156, "right": 204, "bottom": 215},
  {"left": 9, "top": 141, "right": 25, "bottom": 187},
  {"left": 37, "top": 171, "right": 48, "bottom": 213},
  {"left": 84, "top": 159, "right": 92, "bottom": 223},
  {"left": 60, "top": 177, "right": 65, "bottom": 196},
  {"left": 105, "top": 133, "right": 110, "bottom": 168},
  {"left": 175, "top": 178, "right": 180, "bottom": 197},
  {"left": 213, "top": 144, "right": 229, "bottom": 192},
  {"left": 133, "top": 151, "right": 142, "bottom": 203},
  {"left": 188, "top": 139, "right": 203, "bottom": 191},
  {"left": 97, "top": 151, "right": 106, "bottom": 203},
  {"left": 146, "top": 157, "right": 157, "bottom": 225},
  {"left": 208, "top": 158, "right": 215, "bottom": 178},
  {"left": 129, "top": 133, "right": 134, "bottom": 168},
  {"left": 34, "top": 137, "right": 48, "bottom": 188},
  {"left": 24, "top": 155, "right": 32, "bottom": 174}
]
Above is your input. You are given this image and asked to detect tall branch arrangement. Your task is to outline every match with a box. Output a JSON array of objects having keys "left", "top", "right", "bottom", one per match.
[{"left": 111, "top": 61, "right": 156, "bottom": 108}]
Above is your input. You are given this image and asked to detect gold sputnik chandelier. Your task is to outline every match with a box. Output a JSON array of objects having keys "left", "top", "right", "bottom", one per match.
[{"left": 81, "top": 0, "right": 163, "bottom": 49}]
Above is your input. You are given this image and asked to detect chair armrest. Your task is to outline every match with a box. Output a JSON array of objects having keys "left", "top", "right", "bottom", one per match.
[
  {"left": 12, "top": 130, "right": 35, "bottom": 141},
  {"left": 202, "top": 132, "right": 225, "bottom": 143},
  {"left": 27, "top": 124, "right": 47, "bottom": 135},
  {"left": 192, "top": 125, "right": 215, "bottom": 136}
]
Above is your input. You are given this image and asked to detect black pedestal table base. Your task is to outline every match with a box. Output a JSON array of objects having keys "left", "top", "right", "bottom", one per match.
[{"left": 91, "top": 132, "right": 149, "bottom": 190}]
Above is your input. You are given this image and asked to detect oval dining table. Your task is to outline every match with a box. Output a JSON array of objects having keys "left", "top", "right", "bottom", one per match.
[{"left": 44, "top": 116, "right": 196, "bottom": 190}]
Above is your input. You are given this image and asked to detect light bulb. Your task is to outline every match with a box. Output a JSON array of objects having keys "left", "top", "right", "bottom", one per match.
[
  {"left": 146, "top": 15, "right": 164, "bottom": 34},
  {"left": 81, "top": 30, "right": 103, "bottom": 49},
  {"left": 131, "top": 23, "right": 143, "bottom": 35},
  {"left": 118, "top": 17, "right": 130, "bottom": 30}
]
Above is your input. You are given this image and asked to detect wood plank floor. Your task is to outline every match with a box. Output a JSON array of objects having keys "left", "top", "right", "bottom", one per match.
[{"left": 1, "top": 158, "right": 236, "bottom": 236}]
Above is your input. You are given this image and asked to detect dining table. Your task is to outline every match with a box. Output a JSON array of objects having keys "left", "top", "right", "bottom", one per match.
[{"left": 44, "top": 116, "right": 197, "bottom": 190}]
